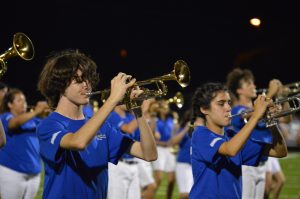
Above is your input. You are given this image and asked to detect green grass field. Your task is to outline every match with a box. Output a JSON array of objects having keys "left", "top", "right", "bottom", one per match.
[{"left": 35, "top": 152, "right": 300, "bottom": 199}]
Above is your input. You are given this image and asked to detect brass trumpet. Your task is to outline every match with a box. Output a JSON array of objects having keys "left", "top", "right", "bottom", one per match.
[
  {"left": 228, "top": 94, "right": 300, "bottom": 127},
  {"left": 86, "top": 60, "right": 190, "bottom": 110},
  {"left": 257, "top": 81, "right": 300, "bottom": 97},
  {"left": 0, "top": 32, "right": 35, "bottom": 79},
  {"left": 167, "top": 92, "right": 184, "bottom": 109}
]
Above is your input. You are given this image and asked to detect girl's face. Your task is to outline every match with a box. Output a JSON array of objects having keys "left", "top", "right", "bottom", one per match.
[
  {"left": 237, "top": 79, "right": 257, "bottom": 99},
  {"left": 63, "top": 70, "right": 91, "bottom": 106},
  {"left": 158, "top": 100, "right": 170, "bottom": 115},
  {"left": 8, "top": 93, "right": 27, "bottom": 115},
  {"left": 201, "top": 91, "right": 232, "bottom": 128}
]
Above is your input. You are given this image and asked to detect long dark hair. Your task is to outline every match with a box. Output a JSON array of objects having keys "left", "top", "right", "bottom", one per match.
[{"left": 188, "top": 82, "right": 228, "bottom": 137}]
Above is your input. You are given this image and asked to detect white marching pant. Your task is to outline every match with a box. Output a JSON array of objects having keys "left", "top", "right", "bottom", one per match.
[{"left": 0, "top": 165, "right": 41, "bottom": 199}]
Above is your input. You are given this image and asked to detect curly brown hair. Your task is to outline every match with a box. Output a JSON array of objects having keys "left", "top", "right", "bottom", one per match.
[
  {"left": 226, "top": 68, "right": 254, "bottom": 100},
  {"left": 38, "top": 49, "right": 99, "bottom": 109}
]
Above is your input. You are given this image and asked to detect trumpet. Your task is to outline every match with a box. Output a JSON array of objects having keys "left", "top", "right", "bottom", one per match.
[
  {"left": 86, "top": 60, "right": 190, "bottom": 110},
  {"left": 0, "top": 33, "right": 35, "bottom": 79},
  {"left": 228, "top": 94, "right": 300, "bottom": 127},
  {"left": 167, "top": 92, "right": 184, "bottom": 109},
  {"left": 257, "top": 81, "right": 300, "bottom": 97}
]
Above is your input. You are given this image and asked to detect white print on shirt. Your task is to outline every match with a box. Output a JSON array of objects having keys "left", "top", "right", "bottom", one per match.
[
  {"left": 190, "top": 146, "right": 192, "bottom": 155},
  {"left": 51, "top": 131, "right": 62, "bottom": 144},
  {"left": 117, "top": 121, "right": 124, "bottom": 128},
  {"left": 210, "top": 137, "right": 222, "bottom": 147},
  {"left": 5, "top": 115, "right": 13, "bottom": 121},
  {"left": 96, "top": 134, "right": 106, "bottom": 140}
]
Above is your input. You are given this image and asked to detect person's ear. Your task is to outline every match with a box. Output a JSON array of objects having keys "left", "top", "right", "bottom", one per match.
[
  {"left": 8, "top": 102, "right": 13, "bottom": 109},
  {"left": 200, "top": 107, "right": 208, "bottom": 115}
]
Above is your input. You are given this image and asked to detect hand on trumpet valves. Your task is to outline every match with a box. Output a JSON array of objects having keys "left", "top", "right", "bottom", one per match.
[
  {"left": 252, "top": 94, "right": 273, "bottom": 119},
  {"left": 267, "top": 79, "right": 282, "bottom": 98},
  {"left": 129, "top": 86, "right": 144, "bottom": 100},
  {"left": 33, "top": 101, "right": 51, "bottom": 115},
  {"left": 109, "top": 72, "right": 136, "bottom": 104}
]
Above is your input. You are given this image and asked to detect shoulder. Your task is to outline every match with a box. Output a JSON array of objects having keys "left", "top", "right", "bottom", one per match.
[
  {"left": 0, "top": 112, "right": 13, "bottom": 120},
  {"left": 231, "top": 105, "right": 247, "bottom": 114},
  {"left": 193, "top": 126, "right": 217, "bottom": 139},
  {"left": 36, "top": 113, "right": 68, "bottom": 132}
]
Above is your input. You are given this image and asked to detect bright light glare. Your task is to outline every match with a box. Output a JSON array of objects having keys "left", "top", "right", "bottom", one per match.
[{"left": 250, "top": 18, "right": 261, "bottom": 27}]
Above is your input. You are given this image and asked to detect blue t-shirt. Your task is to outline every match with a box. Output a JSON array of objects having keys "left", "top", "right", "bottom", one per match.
[
  {"left": 176, "top": 128, "right": 191, "bottom": 164},
  {"left": 106, "top": 111, "right": 136, "bottom": 159},
  {"left": 83, "top": 104, "right": 94, "bottom": 119},
  {"left": 0, "top": 112, "right": 42, "bottom": 174},
  {"left": 157, "top": 117, "right": 174, "bottom": 142},
  {"left": 36, "top": 112, "right": 134, "bottom": 199},
  {"left": 231, "top": 105, "right": 273, "bottom": 144},
  {"left": 190, "top": 126, "right": 264, "bottom": 199}
]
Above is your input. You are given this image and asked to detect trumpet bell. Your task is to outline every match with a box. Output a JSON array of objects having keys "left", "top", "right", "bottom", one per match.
[
  {"left": 174, "top": 60, "right": 190, "bottom": 88},
  {"left": 12, "top": 32, "right": 35, "bottom": 60},
  {"left": 0, "top": 32, "right": 35, "bottom": 79}
]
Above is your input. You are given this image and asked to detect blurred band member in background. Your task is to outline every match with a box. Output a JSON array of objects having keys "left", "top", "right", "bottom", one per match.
[
  {"left": 0, "top": 88, "right": 49, "bottom": 199},
  {"left": 169, "top": 110, "right": 204, "bottom": 199},
  {"left": 134, "top": 99, "right": 157, "bottom": 199},
  {"left": 106, "top": 104, "right": 140, "bottom": 199},
  {"left": 0, "top": 82, "right": 8, "bottom": 148},
  {"left": 152, "top": 100, "right": 177, "bottom": 199},
  {"left": 226, "top": 68, "right": 289, "bottom": 199}
]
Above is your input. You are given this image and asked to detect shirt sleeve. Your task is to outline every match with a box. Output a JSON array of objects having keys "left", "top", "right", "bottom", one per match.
[
  {"left": 36, "top": 119, "right": 70, "bottom": 164},
  {"left": 107, "top": 112, "right": 124, "bottom": 128},
  {"left": 1, "top": 113, "right": 13, "bottom": 133},
  {"left": 192, "top": 127, "right": 226, "bottom": 164},
  {"left": 102, "top": 122, "right": 134, "bottom": 164},
  {"left": 241, "top": 139, "right": 265, "bottom": 166}
]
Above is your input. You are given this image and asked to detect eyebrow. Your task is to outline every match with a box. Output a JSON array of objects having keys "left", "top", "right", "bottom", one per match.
[{"left": 216, "top": 99, "right": 231, "bottom": 103}]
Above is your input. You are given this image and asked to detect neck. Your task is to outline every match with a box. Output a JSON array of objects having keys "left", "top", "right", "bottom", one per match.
[
  {"left": 55, "top": 96, "right": 85, "bottom": 120},
  {"left": 237, "top": 95, "right": 253, "bottom": 108},
  {"left": 206, "top": 121, "right": 224, "bottom": 135},
  {"left": 114, "top": 106, "right": 126, "bottom": 117}
]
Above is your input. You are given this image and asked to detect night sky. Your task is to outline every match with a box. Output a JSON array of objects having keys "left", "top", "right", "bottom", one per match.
[{"left": 1, "top": 1, "right": 300, "bottom": 112}]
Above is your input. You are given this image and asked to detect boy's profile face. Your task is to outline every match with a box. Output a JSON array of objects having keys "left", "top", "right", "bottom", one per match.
[
  {"left": 63, "top": 70, "right": 91, "bottom": 106},
  {"left": 237, "top": 78, "right": 257, "bottom": 99}
]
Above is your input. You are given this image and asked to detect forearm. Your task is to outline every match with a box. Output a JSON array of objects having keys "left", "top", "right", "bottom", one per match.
[
  {"left": 61, "top": 98, "right": 117, "bottom": 150},
  {"left": 8, "top": 111, "right": 37, "bottom": 130},
  {"left": 137, "top": 116, "right": 157, "bottom": 160},
  {"left": 265, "top": 125, "right": 288, "bottom": 157},
  {"left": 121, "top": 119, "right": 138, "bottom": 134},
  {"left": 0, "top": 121, "right": 6, "bottom": 148},
  {"left": 169, "top": 129, "right": 186, "bottom": 146},
  {"left": 219, "top": 116, "right": 259, "bottom": 156}
]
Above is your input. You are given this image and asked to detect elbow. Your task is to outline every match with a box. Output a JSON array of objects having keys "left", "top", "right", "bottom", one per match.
[
  {"left": 226, "top": 149, "right": 238, "bottom": 157},
  {"left": 144, "top": 151, "right": 158, "bottom": 162},
  {"left": 70, "top": 139, "right": 88, "bottom": 151},
  {"left": 277, "top": 150, "right": 288, "bottom": 158},
  {"left": 74, "top": 142, "right": 87, "bottom": 151}
]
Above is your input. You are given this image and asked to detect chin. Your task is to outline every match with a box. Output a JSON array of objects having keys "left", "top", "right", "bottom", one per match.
[{"left": 223, "top": 120, "right": 230, "bottom": 126}]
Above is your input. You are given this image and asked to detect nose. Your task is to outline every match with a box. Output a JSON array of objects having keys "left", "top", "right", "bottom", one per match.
[
  {"left": 225, "top": 103, "right": 231, "bottom": 112},
  {"left": 82, "top": 81, "right": 90, "bottom": 89}
]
